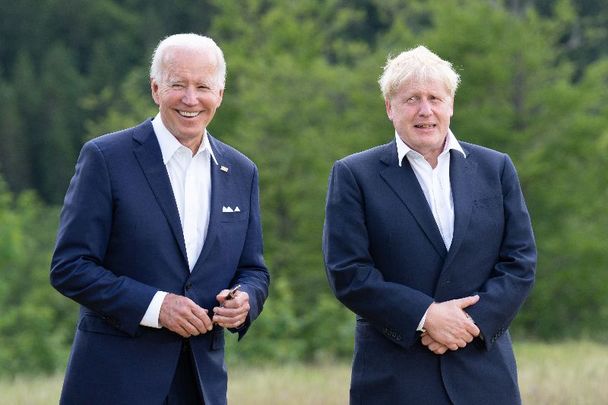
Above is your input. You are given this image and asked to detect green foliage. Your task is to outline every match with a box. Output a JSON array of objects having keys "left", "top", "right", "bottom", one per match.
[
  {"left": 1, "top": 0, "right": 608, "bottom": 375},
  {"left": 0, "top": 179, "right": 76, "bottom": 376}
]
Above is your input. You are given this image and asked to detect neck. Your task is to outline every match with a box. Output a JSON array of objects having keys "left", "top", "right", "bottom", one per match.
[{"left": 181, "top": 133, "right": 205, "bottom": 155}]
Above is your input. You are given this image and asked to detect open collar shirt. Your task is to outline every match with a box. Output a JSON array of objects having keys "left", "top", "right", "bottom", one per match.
[
  {"left": 396, "top": 129, "right": 466, "bottom": 250},
  {"left": 140, "top": 114, "right": 217, "bottom": 328}
]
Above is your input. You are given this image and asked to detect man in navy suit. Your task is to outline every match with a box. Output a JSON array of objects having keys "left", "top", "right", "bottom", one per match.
[
  {"left": 323, "top": 46, "right": 536, "bottom": 404},
  {"left": 51, "top": 33, "right": 270, "bottom": 404}
]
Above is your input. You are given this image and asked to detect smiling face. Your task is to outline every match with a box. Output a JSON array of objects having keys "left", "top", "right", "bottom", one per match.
[
  {"left": 386, "top": 79, "right": 454, "bottom": 161},
  {"left": 151, "top": 46, "right": 224, "bottom": 152}
]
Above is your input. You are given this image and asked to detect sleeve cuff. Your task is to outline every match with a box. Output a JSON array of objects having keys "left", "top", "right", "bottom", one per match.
[
  {"left": 417, "top": 306, "right": 430, "bottom": 332},
  {"left": 140, "top": 291, "right": 168, "bottom": 328}
]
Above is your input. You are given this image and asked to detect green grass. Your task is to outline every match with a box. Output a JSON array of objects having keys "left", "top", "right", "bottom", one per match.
[{"left": 1, "top": 341, "right": 606, "bottom": 404}]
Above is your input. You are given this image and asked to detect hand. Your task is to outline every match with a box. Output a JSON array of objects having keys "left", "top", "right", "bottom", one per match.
[
  {"left": 423, "top": 295, "right": 480, "bottom": 351},
  {"left": 159, "top": 293, "right": 213, "bottom": 338},
  {"left": 212, "top": 289, "right": 250, "bottom": 329},
  {"left": 421, "top": 332, "right": 450, "bottom": 355}
]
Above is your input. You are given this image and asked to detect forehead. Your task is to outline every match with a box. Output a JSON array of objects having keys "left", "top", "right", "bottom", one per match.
[
  {"left": 396, "top": 79, "right": 451, "bottom": 97},
  {"left": 161, "top": 47, "right": 217, "bottom": 81}
]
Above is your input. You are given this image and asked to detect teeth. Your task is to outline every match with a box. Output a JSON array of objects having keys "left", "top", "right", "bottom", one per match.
[
  {"left": 178, "top": 111, "right": 200, "bottom": 117},
  {"left": 416, "top": 124, "right": 435, "bottom": 128}
]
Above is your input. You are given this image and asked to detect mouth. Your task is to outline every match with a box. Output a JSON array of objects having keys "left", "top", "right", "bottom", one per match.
[
  {"left": 177, "top": 110, "right": 201, "bottom": 118},
  {"left": 414, "top": 123, "right": 436, "bottom": 129}
]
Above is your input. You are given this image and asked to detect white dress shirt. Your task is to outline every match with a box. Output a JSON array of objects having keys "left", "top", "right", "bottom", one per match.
[
  {"left": 140, "top": 114, "right": 217, "bottom": 328},
  {"left": 396, "top": 129, "right": 465, "bottom": 249},
  {"left": 395, "top": 130, "right": 466, "bottom": 330}
]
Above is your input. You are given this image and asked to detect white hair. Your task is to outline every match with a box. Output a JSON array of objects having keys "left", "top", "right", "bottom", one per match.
[
  {"left": 378, "top": 45, "right": 460, "bottom": 99},
  {"left": 150, "top": 33, "right": 226, "bottom": 89}
]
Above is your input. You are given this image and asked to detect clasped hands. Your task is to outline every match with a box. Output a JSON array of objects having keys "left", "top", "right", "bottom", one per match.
[
  {"left": 421, "top": 295, "right": 480, "bottom": 355},
  {"left": 158, "top": 289, "right": 250, "bottom": 338}
]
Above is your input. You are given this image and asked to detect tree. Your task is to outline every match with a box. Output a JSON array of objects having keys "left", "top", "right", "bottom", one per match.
[
  {"left": 35, "top": 43, "right": 85, "bottom": 203},
  {"left": 0, "top": 178, "right": 75, "bottom": 376}
]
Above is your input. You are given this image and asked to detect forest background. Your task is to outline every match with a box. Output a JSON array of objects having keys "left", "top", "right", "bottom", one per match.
[{"left": 1, "top": 0, "right": 607, "bottom": 377}]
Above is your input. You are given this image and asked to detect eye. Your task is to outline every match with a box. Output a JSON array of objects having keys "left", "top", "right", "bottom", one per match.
[
  {"left": 406, "top": 96, "right": 418, "bottom": 104},
  {"left": 171, "top": 83, "right": 184, "bottom": 89}
]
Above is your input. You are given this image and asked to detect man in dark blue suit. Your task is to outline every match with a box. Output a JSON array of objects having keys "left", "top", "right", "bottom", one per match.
[
  {"left": 51, "top": 33, "right": 270, "bottom": 404},
  {"left": 323, "top": 46, "right": 536, "bottom": 404}
]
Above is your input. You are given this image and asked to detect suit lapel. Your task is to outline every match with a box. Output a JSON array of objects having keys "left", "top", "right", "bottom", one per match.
[
  {"left": 132, "top": 120, "right": 188, "bottom": 264},
  {"left": 442, "top": 148, "right": 477, "bottom": 270},
  {"left": 379, "top": 142, "right": 447, "bottom": 259}
]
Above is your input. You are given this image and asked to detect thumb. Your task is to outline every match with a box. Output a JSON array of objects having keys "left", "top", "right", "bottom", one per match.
[
  {"left": 455, "top": 294, "right": 479, "bottom": 309},
  {"left": 216, "top": 289, "right": 230, "bottom": 303}
]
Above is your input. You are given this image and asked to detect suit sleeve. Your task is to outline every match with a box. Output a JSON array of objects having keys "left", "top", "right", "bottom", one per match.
[
  {"left": 230, "top": 165, "right": 270, "bottom": 339},
  {"left": 323, "top": 160, "right": 434, "bottom": 348},
  {"left": 466, "top": 154, "right": 536, "bottom": 350},
  {"left": 50, "top": 141, "right": 158, "bottom": 336}
]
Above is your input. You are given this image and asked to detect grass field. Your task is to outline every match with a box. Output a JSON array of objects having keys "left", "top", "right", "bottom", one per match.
[{"left": 1, "top": 341, "right": 606, "bottom": 404}]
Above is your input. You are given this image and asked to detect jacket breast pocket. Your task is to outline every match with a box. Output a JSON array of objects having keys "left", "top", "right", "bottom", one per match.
[
  {"left": 473, "top": 194, "right": 504, "bottom": 230},
  {"left": 474, "top": 195, "right": 502, "bottom": 209},
  {"left": 220, "top": 210, "right": 248, "bottom": 223}
]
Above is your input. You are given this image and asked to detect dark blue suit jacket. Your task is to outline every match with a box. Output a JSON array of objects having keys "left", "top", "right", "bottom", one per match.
[
  {"left": 51, "top": 119, "right": 269, "bottom": 405},
  {"left": 323, "top": 139, "right": 536, "bottom": 404}
]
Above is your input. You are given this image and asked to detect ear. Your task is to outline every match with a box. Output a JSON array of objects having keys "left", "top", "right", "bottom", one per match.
[
  {"left": 150, "top": 78, "right": 160, "bottom": 106},
  {"left": 385, "top": 97, "right": 393, "bottom": 120},
  {"left": 217, "top": 88, "right": 224, "bottom": 107}
]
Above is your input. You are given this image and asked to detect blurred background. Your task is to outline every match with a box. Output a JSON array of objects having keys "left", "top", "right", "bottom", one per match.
[{"left": 1, "top": 0, "right": 607, "bottom": 402}]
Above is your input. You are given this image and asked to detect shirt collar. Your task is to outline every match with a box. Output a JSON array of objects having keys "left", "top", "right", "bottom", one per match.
[
  {"left": 396, "top": 129, "right": 465, "bottom": 167},
  {"left": 152, "top": 113, "right": 218, "bottom": 165}
]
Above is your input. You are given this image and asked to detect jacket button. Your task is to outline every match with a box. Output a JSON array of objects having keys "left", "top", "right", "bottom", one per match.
[{"left": 185, "top": 282, "right": 193, "bottom": 291}]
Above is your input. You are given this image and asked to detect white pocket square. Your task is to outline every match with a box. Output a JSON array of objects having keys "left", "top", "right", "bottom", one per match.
[{"left": 222, "top": 206, "right": 240, "bottom": 213}]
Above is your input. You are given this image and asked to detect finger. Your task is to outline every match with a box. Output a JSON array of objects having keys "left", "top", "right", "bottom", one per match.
[
  {"left": 181, "top": 317, "right": 204, "bottom": 336},
  {"left": 176, "top": 324, "right": 193, "bottom": 338},
  {"left": 455, "top": 295, "right": 479, "bottom": 309},
  {"left": 222, "top": 292, "right": 249, "bottom": 309},
  {"left": 428, "top": 341, "right": 449, "bottom": 354},
  {"left": 215, "top": 289, "right": 231, "bottom": 305},
  {"left": 219, "top": 297, "right": 239, "bottom": 309},
  {"left": 214, "top": 301, "right": 250, "bottom": 318},
  {"left": 185, "top": 314, "right": 207, "bottom": 335},
  {"left": 213, "top": 307, "right": 248, "bottom": 320},
  {"left": 193, "top": 306, "right": 213, "bottom": 333},
  {"left": 428, "top": 341, "right": 441, "bottom": 352},
  {"left": 213, "top": 312, "right": 247, "bottom": 328},
  {"left": 456, "top": 338, "right": 468, "bottom": 348},
  {"left": 421, "top": 335, "right": 433, "bottom": 346},
  {"left": 466, "top": 322, "right": 480, "bottom": 337},
  {"left": 434, "top": 346, "right": 448, "bottom": 355}
]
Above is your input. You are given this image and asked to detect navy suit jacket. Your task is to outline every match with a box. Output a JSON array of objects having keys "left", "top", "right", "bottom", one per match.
[
  {"left": 51, "top": 119, "right": 270, "bottom": 405},
  {"left": 323, "top": 139, "right": 536, "bottom": 404}
]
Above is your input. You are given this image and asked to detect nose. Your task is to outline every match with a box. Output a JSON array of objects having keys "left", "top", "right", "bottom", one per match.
[
  {"left": 182, "top": 87, "right": 198, "bottom": 105},
  {"left": 418, "top": 99, "right": 432, "bottom": 116}
]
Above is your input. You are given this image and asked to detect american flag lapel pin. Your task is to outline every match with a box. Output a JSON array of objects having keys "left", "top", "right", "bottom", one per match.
[{"left": 220, "top": 165, "right": 229, "bottom": 173}]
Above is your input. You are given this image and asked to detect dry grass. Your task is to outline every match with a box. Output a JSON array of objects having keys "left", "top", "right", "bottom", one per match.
[
  {"left": 0, "top": 374, "right": 64, "bottom": 405},
  {"left": 228, "top": 362, "right": 350, "bottom": 404},
  {"left": 1, "top": 341, "right": 606, "bottom": 404},
  {"left": 516, "top": 341, "right": 608, "bottom": 405}
]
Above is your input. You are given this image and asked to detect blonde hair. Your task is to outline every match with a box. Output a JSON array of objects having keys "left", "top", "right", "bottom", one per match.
[{"left": 378, "top": 45, "right": 460, "bottom": 99}]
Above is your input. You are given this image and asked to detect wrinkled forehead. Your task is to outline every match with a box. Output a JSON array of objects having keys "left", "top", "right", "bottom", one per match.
[
  {"left": 395, "top": 77, "right": 452, "bottom": 98},
  {"left": 159, "top": 47, "right": 218, "bottom": 78}
]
